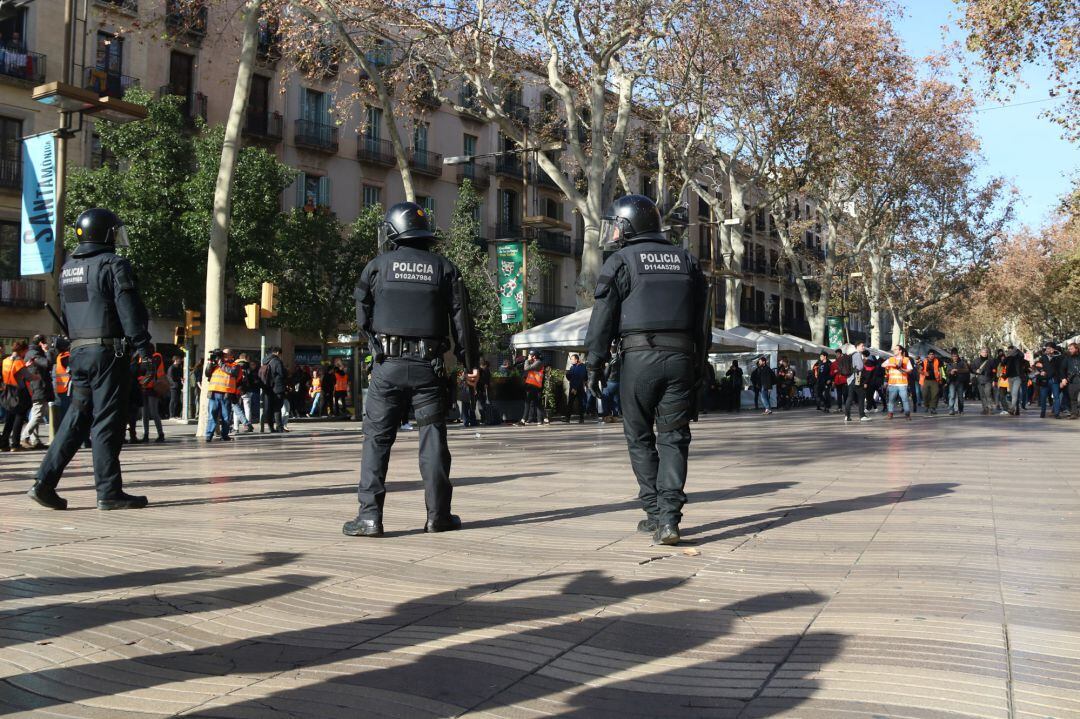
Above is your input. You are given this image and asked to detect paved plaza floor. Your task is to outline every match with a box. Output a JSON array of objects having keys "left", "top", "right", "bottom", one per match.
[{"left": 1, "top": 410, "right": 1077, "bottom": 718}]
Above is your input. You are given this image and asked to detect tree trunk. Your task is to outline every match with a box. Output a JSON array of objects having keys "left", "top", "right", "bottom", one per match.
[
  {"left": 197, "top": 0, "right": 261, "bottom": 438},
  {"left": 575, "top": 190, "right": 605, "bottom": 308},
  {"left": 867, "top": 254, "right": 884, "bottom": 351}
]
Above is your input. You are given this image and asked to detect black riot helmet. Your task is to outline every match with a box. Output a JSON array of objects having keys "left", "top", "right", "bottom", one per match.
[
  {"left": 379, "top": 201, "right": 435, "bottom": 250},
  {"left": 74, "top": 208, "right": 129, "bottom": 247},
  {"left": 598, "top": 194, "right": 664, "bottom": 250}
]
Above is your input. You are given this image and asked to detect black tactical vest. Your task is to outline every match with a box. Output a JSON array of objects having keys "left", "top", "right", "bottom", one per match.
[
  {"left": 371, "top": 246, "right": 450, "bottom": 338},
  {"left": 60, "top": 252, "right": 125, "bottom": 340},
  {"left": 618, "top": 241, "right": 695, "bottom": 334}
]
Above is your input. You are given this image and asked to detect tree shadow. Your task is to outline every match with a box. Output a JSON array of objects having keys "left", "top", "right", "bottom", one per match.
[
  {"left": 0, "top": 571, "right": 839, "bottom": 718},
  {"left": 682, "top": 482, "right": 960, "bottom": 546},
  {"left": 466, "top": 482, "right": 799, "bottom": 530}
]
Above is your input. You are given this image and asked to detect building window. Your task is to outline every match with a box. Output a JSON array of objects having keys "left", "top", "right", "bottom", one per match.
[
  {"left": 543, "top": 197, "right": 561, "bottom": 220},
  {"left": 640, "top": 175, "right": 655, "bottom": 199},
  {"left": 463, "top": 133, "right": 477, "bottom": 157},
  {"left": 540, "top": 262, "right": 560, "bottom": 304},
  {"left": 498, "top": 189, "right": 518, "bottom": 231},
  {"left": 297, "top": 173, "right": 330, "bottom": 210},
  {"left": 413, "top": 122, "right": 429, "bottom": 152},
  {"left": 362, "top": 184, "right": 381, "bottom": 209},
  {"left": 364, "top": 106, "right": 381, "bottom": 140},
  {"left": 0, "top": 221, "right": 18, "bottom": 279},
  {"left": 0, "top": 116, "right": 21, "bottom": 187},
  {"left": 416, "top": 195, "right": 436, "bottom": 226}
]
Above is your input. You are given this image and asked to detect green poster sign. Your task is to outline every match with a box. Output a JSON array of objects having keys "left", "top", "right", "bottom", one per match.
[
  {"left": 827, "top": 316, "right": 845, "bottom": 348},
  {"left": 497, "top": 242, "right": 525, "bottom": 324}
]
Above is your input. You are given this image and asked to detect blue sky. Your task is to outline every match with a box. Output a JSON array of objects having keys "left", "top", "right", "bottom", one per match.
[{"left": 893, "top": 0, "right": 1078, "bottom": 229}]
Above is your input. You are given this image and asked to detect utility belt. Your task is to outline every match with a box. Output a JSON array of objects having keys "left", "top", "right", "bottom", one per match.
[
  {"left": 377, "top": 335, "right": 444, "bottom": 360},
  {"left": 70, "top": 337, "right": 128, "bottom": 356},
  {"left": 619, "top": 331, "right": 694, "bottom": 355}
]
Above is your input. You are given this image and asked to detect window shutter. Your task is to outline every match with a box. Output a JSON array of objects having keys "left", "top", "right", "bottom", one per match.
[
  {"left": 296, "top": 174, "right": 306, "bottom": 208},
  {"left": 319, "top": 176, "right": 331, "bottom": 207}
]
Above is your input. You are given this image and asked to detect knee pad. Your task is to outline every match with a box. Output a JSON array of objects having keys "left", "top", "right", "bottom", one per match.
[
  {"left": 414, "top": 400, "right": 445, "bottom": 427},
  {"left": 655, "top": 400, "right": 690, "bottom": 432}
]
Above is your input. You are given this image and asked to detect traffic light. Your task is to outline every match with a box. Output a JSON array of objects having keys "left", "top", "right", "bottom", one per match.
[
  {"left": 173, "top": 325, "right": 186, "bottom": 346},
  {"left": 260, "top": 282, "right": 279, "bottom": 318},
  {"left": 244, "top": 302, "right": 260, "bottom": 331},
  {"left": 185, "top": 309, "right": 201, "bottom": 337}
]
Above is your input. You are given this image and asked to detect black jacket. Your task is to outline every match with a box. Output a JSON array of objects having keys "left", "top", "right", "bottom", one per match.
[
  {"left": 1002, "top": 350, "right": 1025, "bottom": 379},
  {"left": 970, "top": 355, "right": 996, "bottom": 381},
  {"left": 1063, "top": 353, "right": 1080, "bottom": 382},
  {"left": 22, "top": 344, "right": 53, "bottom": 403},
  {"left": 750, "top": 364, "right": 776, "bottom": 390},
  {"left": 263, "top": 354, "right": 288, "bottom": 395}
]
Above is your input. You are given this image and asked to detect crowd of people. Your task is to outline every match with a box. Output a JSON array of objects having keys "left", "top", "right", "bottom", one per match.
[
  {"left": 728, "top": 340, "right": 1080, "bottom": 421},
  {"left": 1, "top": 336, "right": 358, "bottom": 451}
]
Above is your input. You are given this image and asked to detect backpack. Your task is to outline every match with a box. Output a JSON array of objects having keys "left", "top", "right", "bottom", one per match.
[
  {"left": 258, "top": 361, "right": 273, "bottom": 388},
  {"left": 836, "top": 352, "right": 854, "bottom": 377}
]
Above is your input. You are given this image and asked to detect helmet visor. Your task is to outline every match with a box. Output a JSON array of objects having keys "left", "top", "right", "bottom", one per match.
[
  {"left": 113, "top": 224, "right": 130, "bottom": 248},
  {"left": 377, "top": 221, "right": 395, "bottom": 253},
  {"left": 598, "top": 217, "right": 623, "bottom": 251}
]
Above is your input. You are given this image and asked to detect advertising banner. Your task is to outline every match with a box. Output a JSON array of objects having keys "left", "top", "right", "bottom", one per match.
[
  {"left": 20, "top": 134, "right": 58, "bottom": 276},
  {"left": 497, "top": 242, "right": 524, "bottom": 324},
  {"left": 827, "top": 316, "right": 845, "bottom": 348}
]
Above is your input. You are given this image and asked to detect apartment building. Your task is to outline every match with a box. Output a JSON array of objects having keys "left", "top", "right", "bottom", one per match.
[{"left": 0, "top": 0, "right": 816, "bottom": 356}]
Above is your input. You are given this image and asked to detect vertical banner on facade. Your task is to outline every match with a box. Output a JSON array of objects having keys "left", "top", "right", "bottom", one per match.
[
  {"left": 827, "top": 316, "right": 845, "bottom": 348},
  {"left": 20, "top": 134, "right": 58, "bottom": 276},
  {"left": 496, "top": 242, "right": 524, "bottom": 324}
]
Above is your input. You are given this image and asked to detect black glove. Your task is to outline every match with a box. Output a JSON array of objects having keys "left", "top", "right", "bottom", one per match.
[{"left": 588, "top": 368, "right": 603, "bottom": 397}]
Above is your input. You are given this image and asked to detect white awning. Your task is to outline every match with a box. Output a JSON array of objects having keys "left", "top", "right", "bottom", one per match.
[
  {"left": 508, "top": 307, "right": 756, "bottom": 353},
  {"left": 724, "top": 326, "right": 825, "bottom": 358}
]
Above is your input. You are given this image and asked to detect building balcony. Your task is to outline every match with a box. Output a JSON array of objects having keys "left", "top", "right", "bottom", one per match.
[
  {"left": 294, "top": 119, "right": 339, "bottom": 154},
  {"left": 456, "top": 162, "right": 490, "bottom": 190},
  {"left": 0, "top": 158, "right": 20, "bottom": 190},
  {"left": 530, "top": 109, "right": 566, "bottom": 139},
  {"left": 536, "top": 230, "right": 574, "bottom": 255},
  {"left": 0, "top": 278, "right": 45, "bottom": 309},
  {"left": 85, "top": 67, "right": 139, "bottom": 98},
  {"left": 416, "top": 90, "right": 441, "bottom": 109},
  {"left": 502, "top": 99, "right": 530, "bottom": 127},
  {"left": 165, "top": 1, "right": 208, "bottom": 39},
  {"left": 493, "top": 156, "right": 524, "bottom": 181},
  {"left": 532, "top": 166, "right": 563, "bottom": 191},
  {"left": 493, "top": 221, "right": 522, "bottom": 240},
  {"left": 408, "top": 148, "right": 443, "bottom": 178},
  {"left": 458, "top": 87, "right": 485, "bottom": 121},
  {"left": 356, "top": 137, "right": 395, "bottom": 167},
  {"left": 256, "top": 22, "right": 281, "bottom": 65},
  {"left": 242, "top": 111, "right": 283, "bottom": 143},
  {"left": 528, "top": 301, "right": 574, "bottom": 324},
  {"left": 95, "top": 0, "right": 137, "bottom": 12},
  {"left": 0, "top": 47, "right": 45, "bottom": 86}
]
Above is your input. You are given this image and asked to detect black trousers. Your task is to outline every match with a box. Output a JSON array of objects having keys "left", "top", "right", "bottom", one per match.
[
  {"left": 169, "top": 387, "right": 182, "bottom": 419},
  {"left": 357, "top": 358, "right": 451, "bottom": 523},
  {"left": 564, "top": 388, "right": 585, "bottom": 421},
  {"left": 844, "top": 384, "right": 866, "bottom": 419},
  {"left": 264, "top": 390, "right": 284, "bottom": 431},
  {"left": 36, "top": 345, "right": 130, "bottom": 500},
  {"left": 620, "top": 349, "right": 693, "bottom": 526}
]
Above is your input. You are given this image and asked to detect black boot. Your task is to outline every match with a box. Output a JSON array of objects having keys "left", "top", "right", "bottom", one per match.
[
  {"left": 654, "top": 523, "right": 680, "bottom": 546},
  {"left": 425, "top": 514, "right": 462, "bottom": 533},
  {"left": 343, "top": 517, "right": 384, "bottom": 537},
  {"left": 97, "top": 493, "right": 149, "bottom": 510},
  {"left": 637, "top": 518, "right": 658, "bottom": 533},
  {"left": 28, "top": 485, "right": 67, "bottom": 510}
]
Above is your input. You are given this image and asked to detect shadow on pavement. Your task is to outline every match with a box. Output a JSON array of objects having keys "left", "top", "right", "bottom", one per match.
[
  {"left": 683, "top": 482, "right": 960, "bottom": 545},
  {"left": 0, "top": 570, "right": 841, "bottom": 718}
]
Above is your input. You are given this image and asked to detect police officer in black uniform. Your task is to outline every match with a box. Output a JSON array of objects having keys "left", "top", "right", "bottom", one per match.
[
  {"left": 343, "top": 202, "right": 478, "bottom": 538},
  {"left": 584, "top": 195, "right": 709, "bottom": 545},
  {"left": 27, "top": 208, "right": 152, "bottom": 511}
]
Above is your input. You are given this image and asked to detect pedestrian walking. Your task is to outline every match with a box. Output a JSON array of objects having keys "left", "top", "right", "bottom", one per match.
[
  {"left": 883, "top": 345, "right": 914, "bottom": 420},
  {"left": 167, "top": 355, "right": 183, "bottom": 419},
  {"left": 29, "top": 208, "right": 152, "bottom": 511},
  {"left": 812, "top": 352, "right": 832, "bottom": 413},
  {"left": 584, "top": 194, "right": 709, "bottom": 546},
  {"left": 1062, "top": 342, "right": 1080, "bottom": 419},
  {"left": 19, "top": 334, "right": 52, "bottom": 449},
  {"left": 343, "top": 201, "right": 479, "bottom": 538},
  {"left": 564, "top": 353, "right": 587, "bottom": 423},
  {"left": 920, "top": 349, "right": 944, "bottom": 415},
  {"left": 204, "top": 348, "right": 240, "bottom": 442},
  {"left": 0, "top": 340, "right": 30, "bottom": 452},
  {"left": 260, "top": 347, "right": 288, "bottom": 432},
  {"left": 136, "top": 349, "right": 165, "bottom": 442},
  {"left": 750, "top": 356, "right": 776, "bottom": 414},
  {"left": 519, "top": 350, "right": 545, "bottom": 425}
]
